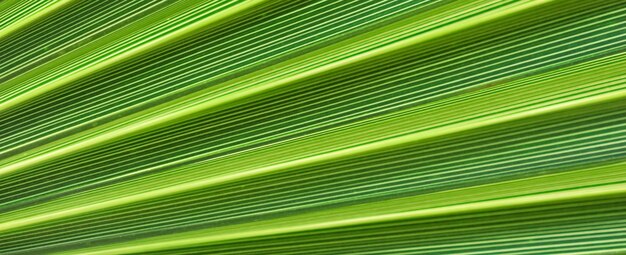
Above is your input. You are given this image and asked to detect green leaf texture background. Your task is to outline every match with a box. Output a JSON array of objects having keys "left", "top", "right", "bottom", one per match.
[{"left": 0, "top": 0, "right": 624, "bottom": 254}]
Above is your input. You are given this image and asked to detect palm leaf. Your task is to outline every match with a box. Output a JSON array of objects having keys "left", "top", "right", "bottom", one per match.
[{"left": 0, "top": 0, "right": 624, "bottom": 254}]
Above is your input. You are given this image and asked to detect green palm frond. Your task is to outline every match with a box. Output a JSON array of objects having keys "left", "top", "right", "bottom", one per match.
[{"left": 0, "top": 0, "right": 624, "bottom": 254}]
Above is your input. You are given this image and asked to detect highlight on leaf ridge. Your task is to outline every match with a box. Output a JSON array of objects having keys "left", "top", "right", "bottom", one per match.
[{"left": 0, "top": 0, "right": 624, "bottom": 254}]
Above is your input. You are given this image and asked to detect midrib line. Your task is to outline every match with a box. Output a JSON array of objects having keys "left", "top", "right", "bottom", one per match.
[
  {"left": 0, "top": 0, "right": 553, "bottom": 178},
  {"left": 0, "top": 58, "right": 623, "bottom": 235},
  {"left": 56, "top": 167, "right": 626, "bottom": 255},
  {"left": 0, "top": 0, "right": 270, "bottom": 110},
  {"left": 0, "top": 0, "right": 74, "bottom": 42}
]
